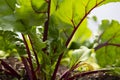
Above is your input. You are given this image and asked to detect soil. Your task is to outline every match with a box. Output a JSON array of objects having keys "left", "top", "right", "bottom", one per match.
[
  {"left": 0, "top": 57, "right": 120, "bottom": 80},
  {"left": 74, "top": 72, "right": 120, "bottom": 80},
  {"left": 0, "top": 57, "right": 25, "bottom": 80}
]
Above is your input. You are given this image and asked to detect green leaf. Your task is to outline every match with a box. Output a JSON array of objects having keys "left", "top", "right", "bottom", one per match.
[
  {"left": 0, "top": 14, "right": 27, "bottom": 32},
  {"left": 48, "top": 15, "right": 68, "bottom": 57},
  {"left": 0, "top": 30, "right": 25, "bottom": 57},
  {"left": 92, "top": 16, "right": 97, "bottom": 22},
  {"left": 15, "top": 0, "right": 47, "bottom": 26},
  {"left": 112, "top": 67, "right": 120, "bottom": 75},
  {"left": 50, "top": 0, "right": 93, "bottom": 47},
  {"left": 0, "top": 0, "right": 27, "bottom": 32},
  {"left": 100, "top": 20, "right": 120, "bottom": 43},
  {"left": 99, "top": 20, "right": 110, "bottom": 31},
  {"left": 0, "top": 0, "right": 15, "bottom": 16},
  {"left": 0, "top": 51, "right": 9, "bottom": 58},
  {"left": 68, "top": 46, "right": 92, "bottom": 68},
  {"left": 52, "top": 0, "right": 120, "bottom": 28},
  {"left": 50, "top": 0, "right": 120, "bottom": 47},
  {"left": 70, "top": 19, "right": 92, "bottom": 45},
  {"left": 96, "top": 20, "right": 120, "bottom": 67},
  {"left": 28, "top": 27, "right": 46, "bottom": 53},
  {"left": 31, "top": 0, "right": 48, "bottom": 12},
  {"left": 40, "top": 52, "right": 55, "bottom": 79},
  {"left": 100, "top": 0, "right": 120, "bottom": 5}
]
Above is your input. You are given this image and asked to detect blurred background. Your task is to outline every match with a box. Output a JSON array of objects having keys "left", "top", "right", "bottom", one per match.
[{"left": 88, "top": 2, "right": 120, "bottom": 38}]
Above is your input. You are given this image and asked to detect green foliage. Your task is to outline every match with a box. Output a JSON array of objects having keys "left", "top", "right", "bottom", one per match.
[
  {"left": 50, "top": 0, "right": 93, "bottom": 46},
  {"left": 68, "top": 46, "right": 92, "bottom": 67},
  {"left": 0, "top": 0, "right": 120, "bottom": 80},
  {"left": 0, "top": 30, "right": 24, "bottom": 58},
  {"left": 99, "top": 20, "right": 110, "bottom": 31},
  {"left": 112, "top": 67, "right": 120, "bottom": 75},
  {"left": 0, "top": 0, "right": 27, "bottom": 32},
  {"left": 96, "top": 20, "right": 120, "bottom": 67},
  {"left": 15, "top": 0, "right": 47, "bottom": 26}
]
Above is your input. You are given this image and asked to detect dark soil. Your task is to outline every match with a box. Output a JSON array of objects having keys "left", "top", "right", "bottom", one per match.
[
  {"left": 74, "top": 72, "right": 120, "bottom": 80},
  {"left": 0, "top": 57, "right": 25, "bottom": 80}
]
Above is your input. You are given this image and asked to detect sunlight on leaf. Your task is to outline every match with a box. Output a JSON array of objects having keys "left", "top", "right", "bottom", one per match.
[
  {"left": 96, "top": 20, "right": 120, "bottom": 67},
  {"left": 68, "top": 46, "right": 92, "bottom": 67}
]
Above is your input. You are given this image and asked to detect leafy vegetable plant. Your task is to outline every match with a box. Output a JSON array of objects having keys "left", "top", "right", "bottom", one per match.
[{"left": 0, "top": 0, "right": 120, "bottom": 80}]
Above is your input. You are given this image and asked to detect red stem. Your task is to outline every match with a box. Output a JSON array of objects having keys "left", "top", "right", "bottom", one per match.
[
  {"left": 28, "top": 35, "right": 40, "bottom": 70},
  {"left": 95, "top": 42, "right": 120, "bottom": 51},
  {"left": 51, "top": 52, "right": 64, "bottom": 80},
  {"left": 60, "top": 61, "right": 81, "bottom": 80},
  {"left": 66, "top": 0, "right": 105, "bottom": 47},
  {"left": 53, "top": 1, "right": 105, "bottom": 80},
  {"left": 0, "top": 59, "right": 21, "bottom": 79},
  {"left": 22, "top": 34, "right": 37, "bottom": 80},
  {"left": 67, "top": 69, "right": 110, "bottom": 80},
  {"left": 21, "top": 57, "right": 33, "bottom": 80},
  {"left": 43, "top": 0, "right": 51, "bottom": 41},
  {"left": 0, "top": 68, "right": 20, "bottom": 78},
  {"left": 95, "top": 32, "right": 119, "bottom": 51}
]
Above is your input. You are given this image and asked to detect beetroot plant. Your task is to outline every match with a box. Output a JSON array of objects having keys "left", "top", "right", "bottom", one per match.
[{"left": 0, "top": 0, "right": 120, "bottom": 80}]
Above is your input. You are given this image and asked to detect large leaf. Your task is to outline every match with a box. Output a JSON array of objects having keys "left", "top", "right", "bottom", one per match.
[
  {"left": 50, "top": 0, "right": 90, "bottom": 47},
  {"left": 50, "top": 0, "right": 120, "bottom": 47},
  {"left": 0, "top": 0, "right": 27, "bottom": 32},
  {"left": 0, "top": 0, "right": 15, "bottom": 16},
  {"left": 15, "top": 0, "right": 47, "bottom": 26},
  {"left": 70, "top": 19, "right": 92, "bottom": 45},
  {"left": 0, "top": 0, "right": 48, "bottom": 32},
  {"left": 96, "top": 20, "right": 120, "bottom": 67}
]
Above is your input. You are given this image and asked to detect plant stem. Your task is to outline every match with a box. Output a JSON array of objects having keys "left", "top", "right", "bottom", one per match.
[
  {"left": 0, "top": 68, "right": 17, "bottom": 78},
  {"left": 60, "top": 61, "right": 81, "bottom": 80},
  {"left": 43, "top": 0, "right": 51, "bottom": 41},
  {"left": 0, "top": 59, "right": 21, "bottom": 79},
  {"left": 22, "top": 34, "right": 37, "bottom": 80},
  {"left": 21, "top": 57, "right": 33, "bottom": 80},
  {"left": 94, "top": 42, "right": 120, "bottom": 51},
  {"left": 65, "top": 0, "right": 105, "bottom": 47},
  {"left": 52, "top": 1, "right": 105, "bottom": 79},
  {"left": 67, "top": 69, "right": 110, "bottom": 80},
  {"left": 43, "top": 20, "right": 49, "bottom": 41},
  {"left": 94, "top": 42, "right": 108, "bottom": 51},
  {"left": 51, "top": 52, "right": 64, "bottom": 80},
  {"left": 28, "top": 35, "right": 40, "bottom": 70}
]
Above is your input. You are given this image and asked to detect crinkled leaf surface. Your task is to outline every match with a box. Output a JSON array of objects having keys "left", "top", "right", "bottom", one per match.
[
  {"left": 28, "top": 28, "right": 46, "bottom": 53},
  {"left": 96, "top": 20, "right": 120, "bottom": 67},
  {"left": 0, "top": 30, "right": 25, "bottom": 57}
]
